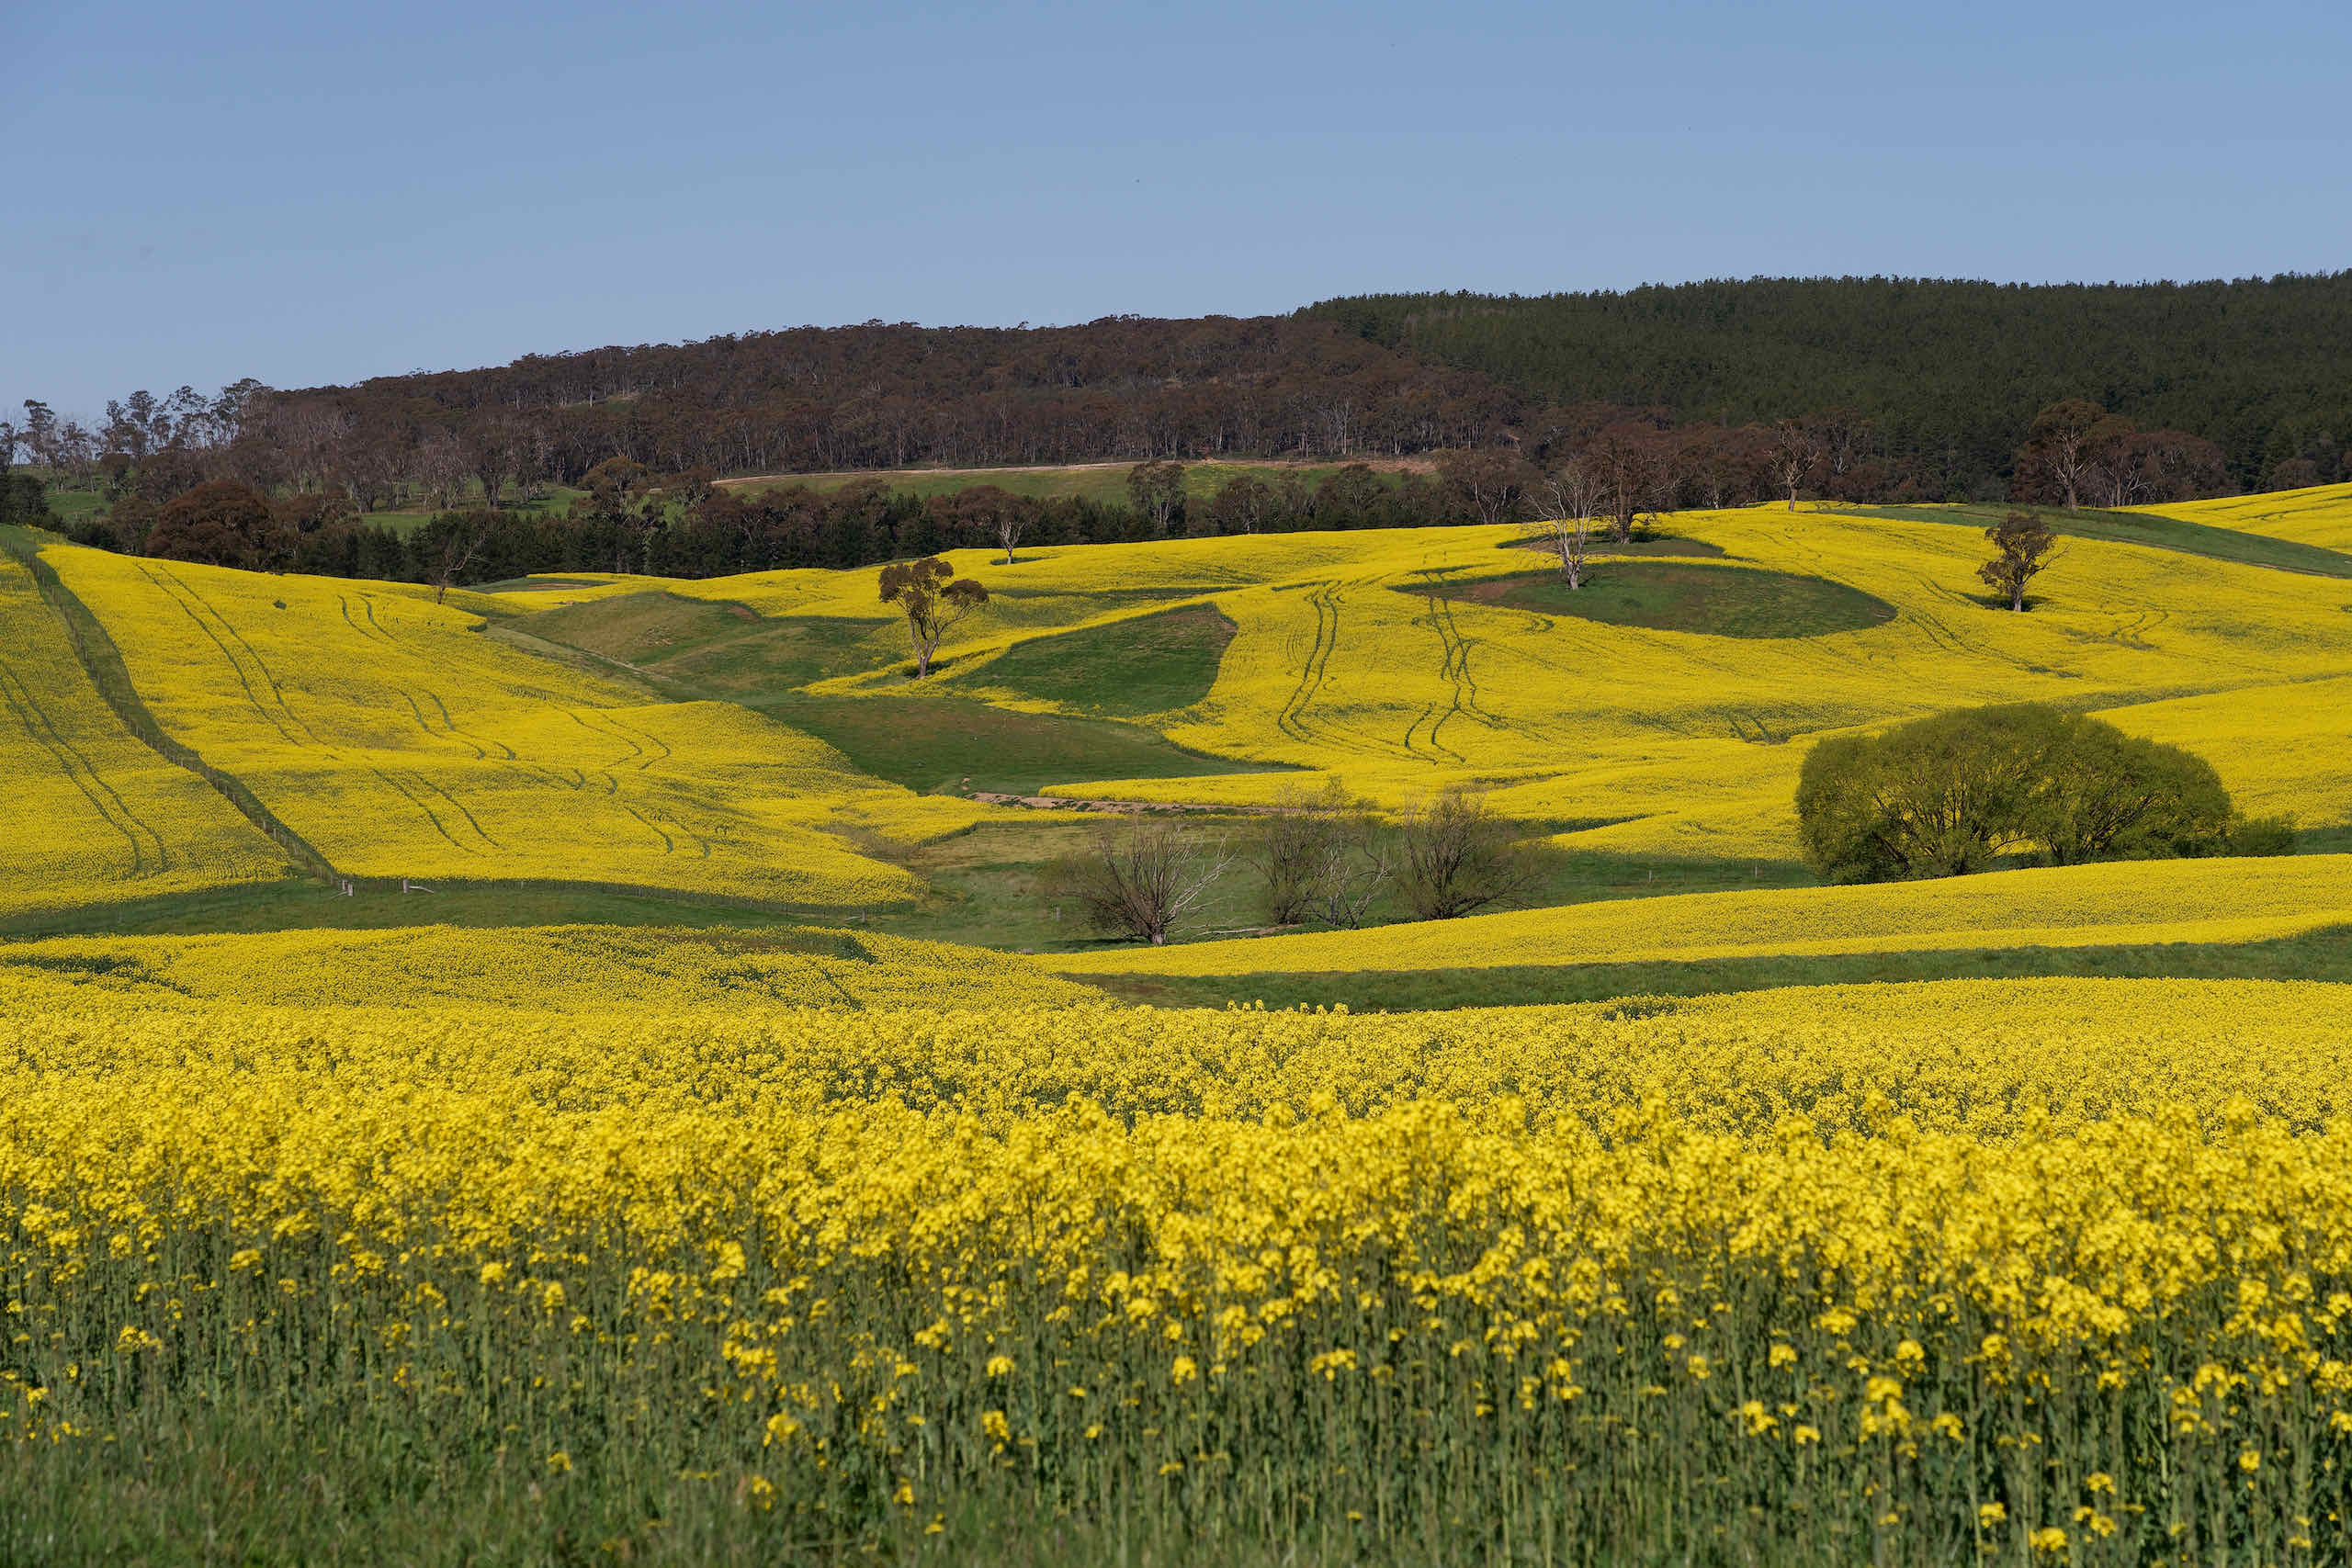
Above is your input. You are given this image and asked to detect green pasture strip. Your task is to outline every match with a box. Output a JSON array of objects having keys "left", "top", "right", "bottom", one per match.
[
  {"left": 362, "top": 483, "right": 587, "bottom": 537},
  {"left": 864, "top": 840, "right": 1814, "bottom": 958},
  {"left": 1498, "top": 532, "right": 1727, "bottom": 558},
  {"left": 0, "top": 882, "right": 896, "bottom": 942},
  {"left": 1416, "top": 560, "right": 1895, "bottom": 638},
  {"left": 512, "top": 590, "right": 891, "bottom": 693},
  {"left": 0, "top": 526, "right": 331, "bottom": 883},
  {"left": 1070, "top": 925, "right": 2352, "bottom": 1011},
  {"left": 962, "top": 603, "right": 1236, "bottom": 716},
  {"left": 1838, "top": 502, "right": 2352, "bottom": 578},
  {"left": 750, "top": 693, "right": 1284, "bottom": 798}
]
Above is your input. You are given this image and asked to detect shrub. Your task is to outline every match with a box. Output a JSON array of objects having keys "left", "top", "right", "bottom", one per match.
[{"left": 1797, "top": 704, "right": 2259, "bottom": 882}]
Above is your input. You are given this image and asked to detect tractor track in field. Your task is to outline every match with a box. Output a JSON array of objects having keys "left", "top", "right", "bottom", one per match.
[
  {"left": 1410, "top": 570, "right": 1507, "bottom": 762},
  {"left": 368, "top": 768, "right": 481, "bottom": 855},
  {"left": 565, "top": 707, "right": 648, "bottom": 770},
  {"left": 136, "top": 562, "right": 309, "bottom": 750},
  {"left": 1275, "top": 581, "right": 1343, "bottom": 749},
  {"left": 0, "top": 652, "right": 168, "bottom": 875},
  {"left": 1275, "top": 579, "right": 1419, "bottom": 761},
  {"left": 142, "top": 563, "right": 342, "bottom": 754}
]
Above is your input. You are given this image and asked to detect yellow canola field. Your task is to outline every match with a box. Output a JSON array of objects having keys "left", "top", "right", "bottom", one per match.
[
  {"left": 534, "top": 507, "right": 2352, "bottom": 861},
  {"left": 0, "top": 922, "right": 1096, "bottom": 1013},
  {"left": 5, "top": 968, "right": 2345, "bottom": 1134},
  {"left": 2134, "top": 481, "right": 2352, "bottom": 551},
  {"left": 6, "top": 975, "right": 2349, "bottom": 1554},
  {"left": 1046, "top": 852, "right": 2352, "bottom": 977},
  {"left": 46, "top": 545, "right": 985, "bottom": 906},
  {"left": 0, "top": 557, "right": 288, "bottom": 919}
]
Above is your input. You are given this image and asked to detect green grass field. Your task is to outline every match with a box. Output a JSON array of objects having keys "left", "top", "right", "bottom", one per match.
[
  {"left": 967, "top": 603, "right": 1236, "bottom": 715},
  {"left": 1074, "top": 923, "right": 2352, "bottom": 1010},
  {"left": 1428, "top": 560, "right": 1896, "bottom": 638}
]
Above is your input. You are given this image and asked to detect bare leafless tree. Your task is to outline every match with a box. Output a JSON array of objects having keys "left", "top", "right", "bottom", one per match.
[
  {"left": 1306, "top": 784, "right": 1392, "bottom": 929},
  {"left": 1051, "top": 815, "right": 1234, "bottom": 945},
  {"left": 1396, "top": 788, "right": 1548, "bottom": 920},
  {"left": 1246, "top": 778, "right": 1391, "bottom": 926},
  {"left": 1770, "top": 419, "right": 1818, "bottom": 513},
  {"left": 1535, "top": 458, "right": 1606, "bottom": 588}
]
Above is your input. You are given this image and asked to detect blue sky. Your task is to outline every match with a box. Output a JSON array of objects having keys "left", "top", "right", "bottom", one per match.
[{"left": 8, "top": 0, "right": 2347, "bottom": 414}]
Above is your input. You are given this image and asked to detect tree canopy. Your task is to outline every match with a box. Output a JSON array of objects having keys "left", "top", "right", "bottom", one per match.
[{"left": 1795, "top": 705, "right": 2289, "bottom": 883}]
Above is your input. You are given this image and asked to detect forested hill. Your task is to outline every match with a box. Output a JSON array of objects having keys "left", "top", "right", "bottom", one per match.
[
  {"left": 20, "top": 276, "right": 2351, "bottom": 510},
  {"left": 1300, "top": 274, "right": 2352, "bottom": 490},
  {"left": 262, "top": 316, "right": 1514, "bottom": 493}
]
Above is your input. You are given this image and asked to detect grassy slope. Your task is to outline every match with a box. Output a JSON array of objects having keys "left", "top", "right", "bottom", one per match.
[
  {"left": 508, "top": 589, "right": 1278, "bottom": 797},
  {"left": 2128, "top": 482, "right": 2352, "bottom": 553},
  {"left": 1077, "top": 924, "right": 2352, "bottom": 1010},
  {"left": 963, "top": 603, "right": 1236, "bottom": 716}
]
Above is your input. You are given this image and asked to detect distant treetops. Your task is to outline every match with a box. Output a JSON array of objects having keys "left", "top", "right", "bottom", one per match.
[{"left": 1796, "top": 704, "right": 2294, "bottom": 884}]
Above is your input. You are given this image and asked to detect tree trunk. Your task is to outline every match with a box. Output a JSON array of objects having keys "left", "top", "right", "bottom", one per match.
[{"left": 2011, "top": 582, "right": 2024, "bottom": 612}]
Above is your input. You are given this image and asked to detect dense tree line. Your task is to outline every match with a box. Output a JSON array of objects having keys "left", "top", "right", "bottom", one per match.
[
  {"left": 15, "top": 276, "right": 2340, "bottom": 523},
  {"left": 5, "top": 319, "right": 1510, "bottom": 513},
  {"left": 1305, "top": 274, "right": 2352, "bottom": 494},
  {"left": 42, "top": 459, "right": 1513, "bottom": 592}
]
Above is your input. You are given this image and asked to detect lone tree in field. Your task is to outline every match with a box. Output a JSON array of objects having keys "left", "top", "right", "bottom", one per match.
[
  {"left": 1536, "top": 457, "right": 1606, "bottom": 588},
  {"left": 1769, "top": 419, "right": 1818, "bottom": 513},
  {"left": 1126, "top": 460, "right": 1187, "bottom": 537},
  {"left": 1048, "top": 815, "right": 1233, "bottom": 945},
  {"left": 1978, "top": 510, "right": 2059, "bottom": 611},
  {"left": 878, "top": 556, "right": 988, "bottom": 678}
]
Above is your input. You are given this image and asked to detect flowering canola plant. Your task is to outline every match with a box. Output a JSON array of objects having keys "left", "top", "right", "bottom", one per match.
[{"left": 5, "top": 964, "right": 2349, "bottom": 1560}]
